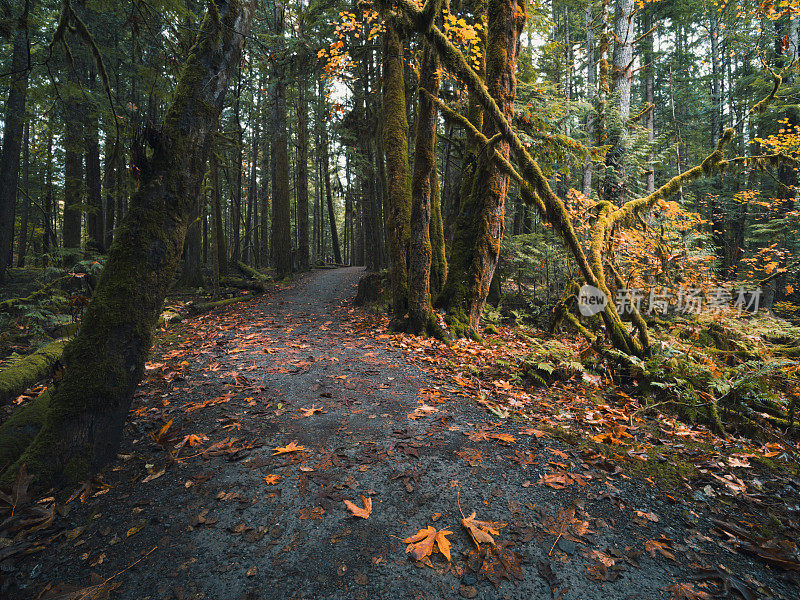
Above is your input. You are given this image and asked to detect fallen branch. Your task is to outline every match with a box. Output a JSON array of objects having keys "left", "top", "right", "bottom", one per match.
[
  {"left": 236, "top": 261, "right": 270, "bottom": 284},
  {"left": 220, "top": 276, "right": 265, "bottom": 293},
  {"left": 0, "top": 275, "right": 71, "bottom": 313},
  {"left": 188, "top": 296, "right": 251, "bottom": 314},
  {"left": 0, "top": 338, "right": 69, "bottom": 405}
]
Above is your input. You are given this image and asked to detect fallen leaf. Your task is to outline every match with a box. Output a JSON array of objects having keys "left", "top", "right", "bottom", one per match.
[
  {"left": 273, "top": 441, "right": 306, "bottom": 455},
  {"left": 263, "top": 474, "right": 281, "bottom": 485},
  {"left": 538, "top": 471, "right": 574, "bottom": 489},
  {"left": 461, "top": 511, "right": 507, "bottom": 547},
  {"left": 299, "top": 405, "right": 324, "bottom": 417},
  {"left": 663, "top": 582, "right": 712, "bottom": 600},
  {"left": 344, "top": 495, "right": 372, "bottom": 519},
  {"left": 408, "top": 404, "right": 438, "bottom": 419},
  {"left": 403, "top": 526, "right": 452, "bottom": 561},
  {"left": 646, "top": 538, "right": 676, "bottom": 561}
]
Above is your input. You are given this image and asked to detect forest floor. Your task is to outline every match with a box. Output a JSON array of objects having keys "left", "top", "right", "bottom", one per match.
[{"left": 4, "top": 267, "right": 800, "bottom": 600}]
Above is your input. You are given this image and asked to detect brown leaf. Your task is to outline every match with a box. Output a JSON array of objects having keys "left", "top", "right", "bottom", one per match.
[
  {"left": 36, "top": 574, "right": 122, "bottom": 600},
  {"left": 344, "top": 495, "right": 372, "bottom": 519},
  {"left": 461, "top": 511, "right": 507, "bottom": 547},
  {"left": 9, "top": 463, "right": 33, "bottom": 515},
  {"left": 645, "top": 538, "right": 676, "bottom": 561},
  {"left": 537, "top": 471, "right": 574, "bottom": 489}
]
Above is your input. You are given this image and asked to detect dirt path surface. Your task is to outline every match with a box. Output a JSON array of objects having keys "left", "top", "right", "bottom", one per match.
[{"left": 9, "top": 268, "right": 797, "bottom": 600}]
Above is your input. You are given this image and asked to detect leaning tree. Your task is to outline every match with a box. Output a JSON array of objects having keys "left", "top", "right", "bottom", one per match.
[{"left": 0, "top": 0, "right": 255, "bottom": 490}]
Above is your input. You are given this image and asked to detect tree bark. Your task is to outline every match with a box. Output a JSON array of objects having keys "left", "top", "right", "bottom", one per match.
[
  {"left": 582, "top": 4, "right": 595, "bottom": 197},
  {"left": 85, "top": 69, "right": 103, "bottom": 250},
  {"left": 435, "top": 0, "right": 525, "bottom": 338},
  {"left": 382, "top": 19, "right": 412, "bottom": 322},
  {"left": 408, "top": 36, "right": 441, "bottom": 335},
  {"left": 16, "top": 122, "right": 30, "bottom": 267},
  {"left": 0, "top": 0, "right": 32, "bottom": 278},
  {"left": 602, "top": 0, "right": 633, "bottom": 205},
  {"left": 271, "top": 79, "right": 291, "bottom": 275},
  {"left": 296, "top": 60, "right": 310, "bottom": 271},
  {"left": 0, "top": 0, "right": 254, "bottom": 490}
]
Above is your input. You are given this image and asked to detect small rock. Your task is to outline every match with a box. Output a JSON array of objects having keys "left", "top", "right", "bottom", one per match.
[
  {"left": 459, "top": 585, "right": 478, "bottom": 599},
  {"left": 269, "top": 525, "right": 284, "bottom": 539},
  {"left": 461, "top": 574, "right": 477, "bottom": 586},
  {"left": 557, "top": 538, "right": 576, "bottom": 555}
]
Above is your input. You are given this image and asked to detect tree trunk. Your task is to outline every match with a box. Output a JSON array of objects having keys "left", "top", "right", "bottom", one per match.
[
  {"left": 322, "top": 125, "right": 341, "bottom": 265},
  {"left": 0, "top": 0, "right": 254, "bottom": 490},
  {"left": 296, "top": 62, "right": 310, "bottom": 271},
  {"left": 85, "top": 69, "right": 103, "bottom": 250},
  {"left": 602, "top": 0, "right": 633, "bottom": 205},
  {"left": 382, "top": 20, "right": 412, "bottom": 322},
  {"left": 16, "top": 122, "right": 30, "bottom": 267},
  {"left": 436, "top": 0, "right": 525, "bottom": 338},
  {"left": 643, "top": 5, "right": 655, "bottom": 193},
  {"left": 0, "top": 0, "right": 32, "bottom": 278},
  {"left": 408, "top": 37, "right": 441, "bottom": 335},
  {"left": 582, "top": 4, "right": 595, "bottom": 197},
  {"left": 211, "top": 145, "right": 226, "bottom": 290},
  {"left": 271, "top": 10, "right": 291, "bottom": 278},
  {"left": 231, "top": 70, "right": 243, "bottom": 262}
]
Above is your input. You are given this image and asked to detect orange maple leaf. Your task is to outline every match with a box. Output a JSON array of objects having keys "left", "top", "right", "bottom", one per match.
[
  {"left": 538, "top": 471, "right": 575, "bottom": 489},
  {"left": 663, "top": 582, "right": 711, "bottom": 600},
  {"left": 299, "top": 405, "right": 324, "bottom": 417},
  {"left": 273, "top": 441, "right": 306, "bottom": 455},
  {"left": 403, "top": 526, "right": 452, "bottom": 561},
  {"left": 263, "top": 474, "right": 280, "bottom": 485},
  {"left": 407, "top": 403, "right": 438, "bottom": 419},
  {"left": 343, "top": 495, "right": 372, "bottom": 519},
  {"left": 461, "top": 512, "right": 507, "bottom": 547}
]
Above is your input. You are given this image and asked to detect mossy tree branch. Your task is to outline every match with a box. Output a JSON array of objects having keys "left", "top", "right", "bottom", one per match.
[{"left": 391, "top": 0, "right": 749, "bottom": 359}]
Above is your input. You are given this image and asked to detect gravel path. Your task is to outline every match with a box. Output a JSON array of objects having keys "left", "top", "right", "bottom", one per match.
[{"left": 9, "top": 267, "right": 796, "bottom": 600}]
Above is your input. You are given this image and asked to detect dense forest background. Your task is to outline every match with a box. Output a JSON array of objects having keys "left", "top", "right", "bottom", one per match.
[
  {"left": 2, "top": 0, "right": 800, "bottom": 489},
  {"left": 1, "top": 0, "right": 798, "bottom": 314}
]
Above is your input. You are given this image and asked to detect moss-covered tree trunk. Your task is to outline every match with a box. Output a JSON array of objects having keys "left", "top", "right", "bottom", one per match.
[
  {"left": 430, "top": 162, "right": 447, "bottom": 295},
  {"left": 0, "top": 0, "right": 255, "bottom": 490},
  {"left": 408, "top": 36, "right": 441, "bottom": 335},
  {"left": 382, "top": 19, "right": 412, "bottom": 322},
  {"left": 435, "top": 0, "right": 524, "bottom": 338}
]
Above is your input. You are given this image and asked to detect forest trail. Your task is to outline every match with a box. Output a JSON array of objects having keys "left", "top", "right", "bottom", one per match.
[{"left": 10, "top": 268, "right": 796, "bottom": 600}]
